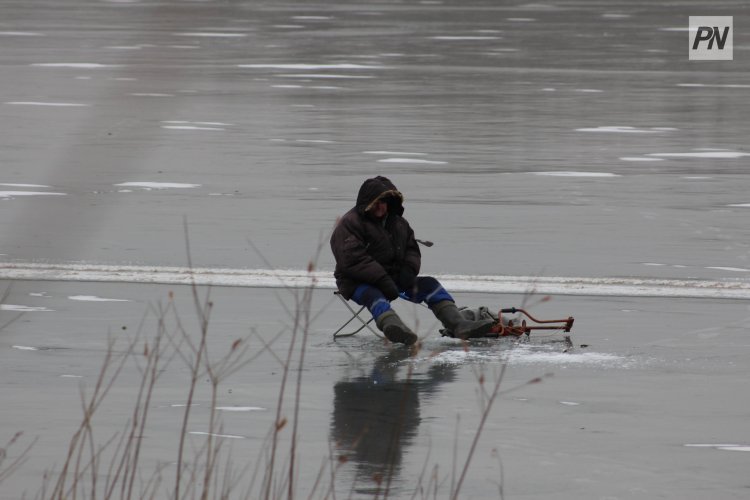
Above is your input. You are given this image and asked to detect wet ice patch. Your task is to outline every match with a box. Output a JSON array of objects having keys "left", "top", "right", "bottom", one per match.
[
  {"left": 529, "top": 171, "right": 620, "bottom": 178},
  {"left": 577, "top": 126, "right": 675, "bottom": 133},
  {"left": 423, "top": 346, "right": 628, "bottom": 368},
  {"left": 68, "top": 295, "right": 131, "bottom": 302},
  {"left": 115, "top": 182, "right": 200, "bottom": 190},
  {"left": 506, "top": 349, "right": 627, "bottom": 367}
]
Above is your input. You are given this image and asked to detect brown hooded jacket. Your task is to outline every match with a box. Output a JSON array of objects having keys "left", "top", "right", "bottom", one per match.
[{"left": 330, "top": 176, "right": 421, "bottom": 299}]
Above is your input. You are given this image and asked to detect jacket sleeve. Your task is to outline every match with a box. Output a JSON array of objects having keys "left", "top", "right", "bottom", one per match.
[
  {"left": 402, "top": 221, "right": 421, "bottom": 275},
  {"left": 331, "top": 216, "right": 389, "bottom": 284}
]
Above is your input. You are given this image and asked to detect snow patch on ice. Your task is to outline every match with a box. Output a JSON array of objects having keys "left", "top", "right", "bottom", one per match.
[
  {"left": 173, "top": 32, "right": 247, "bottom": 38},
  {"left": 5, "top": 102, "right": 89, "bottom": 107},
  {"left": 577, "top": 126, "right": 673, "bottom": 134},
  {"left": 2, "top": 304, "right": 54, "bottom": 312},
  {"left": 277, "top": 74, "right": 374, "bottom": 79},
  {"left": 378, "top": 158, "right": 447, "bottom": 164},
  {"left": 529, "top": 172, "right": 620, "bottom": 178},
  {"left": 727, "top": 203, "right": 750, "bottom": 208},
  {"left": 68, "top": 295, "right": 131, "bottom": 302},
  {"left": 677, "top": 83, "right": 750, "bottom": 89},
  {"left": 12, "top": 345, "right": 39, "bottom": 351},
  {"left": 685, "top": 444, "right": 750, "bottom": 452},
  {"left": 0, "top": 31, "right": 44, "bottom": 36},
  {"left": 215, "top": 406, "right": 266, "bottom": 412},
  {"left": 114, "top": 182, "right": 200, "bottom": 190},
  {"left": 705, "top": 266, "right": 750, "bottom": 273},
  {"left": 0, "top": 183, "right": 52, "bottom": 188},
  {"left": 431, "top": 36, "right": 501, "bottom": 40},
  {"left": 648, "top": 151, "right": 749, "bottom": 159},
  {"left": 619, "top": 157, "right": 665, "bottom": 162},
  {"left": 189, "top": 431, "right": 245, "bottom": 439},
  {"left": 31, "top": 63, "right": 120, "bottom": 68},
  {"left": 240, "top": 63, "right": 383, "bottom": 69},
  {"left": 364, "top": 151, "right": 427, "bottom": 156}
]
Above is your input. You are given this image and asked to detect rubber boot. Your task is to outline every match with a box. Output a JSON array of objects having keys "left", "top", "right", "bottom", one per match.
[
  {"left": 376, "top": 310, "right": 418, "bottom": 346},
  {"left": 431, "top": 300, "right": 495, "bottom": 339}
]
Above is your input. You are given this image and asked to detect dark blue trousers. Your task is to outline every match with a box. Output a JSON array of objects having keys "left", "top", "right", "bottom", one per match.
[{"left": 351, "top": 276, "right": 454, "bottom": 320}]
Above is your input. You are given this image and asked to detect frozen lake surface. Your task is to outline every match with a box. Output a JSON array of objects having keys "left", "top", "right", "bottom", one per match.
[{"left": 1, "top": 0, "right": 749, "bottom": 498}]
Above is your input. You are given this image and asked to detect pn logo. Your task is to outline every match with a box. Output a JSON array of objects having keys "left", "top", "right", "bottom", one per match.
[{"left": 689, "top": 16, "right": 733, "bottom": 60}]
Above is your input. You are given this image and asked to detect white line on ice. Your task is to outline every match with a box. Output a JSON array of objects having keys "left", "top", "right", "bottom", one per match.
[
  {"left": 529, "top": 171, "right": 620, "bottom": 177},
  {"left": 648, "top": 151, "right": 749, "bottom": 159},
  {"left": 68, "top": 295, "right": 131, "bottom": 302},
  {"left": 277, "top": 74, "right": 374, "bottom": 79},
  {"left": 189, "top": 431, "right": 245, "bottom": 439},
  {"left": 31, "top": 63, "right": 120, "bottom": 68},
  {"left": 5, "top": 102, "right": 89, "bottom": 107},
  {"left": 0, "top": 183, "right": 52, "bottom": 188},
  {"left": 1, "top": 263, "right": 749, "bottom": 299},
  {"left": 114, "top": 182, "right": 200, "bottom": 189},
  {"left": 239, "top": 63, "right": 384, "bottom": 69},
  {"left": 0, "top": 31, "right": 44, "bottom": 36},
  {"left": 215, "top": 406, "right": 266, "bottom": 412},
  {"left": 2, "top": 304, "right": 54, "bottom": 312},
  {"left": 0, "top": 191, "right": 66, "bottom": 199},
  {"left": 378, "top": 158, "right": 447, "bottom": 164},
  {"left": 173, "top": 32, "right": 247, "bottom": 38}
]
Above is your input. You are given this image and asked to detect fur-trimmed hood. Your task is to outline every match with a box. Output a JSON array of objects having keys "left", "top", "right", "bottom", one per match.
[{"left": 355, "top": 176, "right": 405, "bottom": 216}]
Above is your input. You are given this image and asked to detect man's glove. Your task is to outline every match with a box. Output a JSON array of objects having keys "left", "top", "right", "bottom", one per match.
[
  {"left": 376, "top": 276, "right": 400, "bottom": 301},
  {"left": 397, "top": 266, "right": 417, "bottom": 291}
]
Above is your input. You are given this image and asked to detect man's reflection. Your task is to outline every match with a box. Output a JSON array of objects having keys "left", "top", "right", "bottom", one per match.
[{"left": 330, "top": 348, "right": 456, "bottom": 495}]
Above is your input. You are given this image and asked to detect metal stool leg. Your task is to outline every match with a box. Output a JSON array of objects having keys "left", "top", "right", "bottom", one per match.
[{"left": 332, "top": 292, "right": 384, "bottom": 340}]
